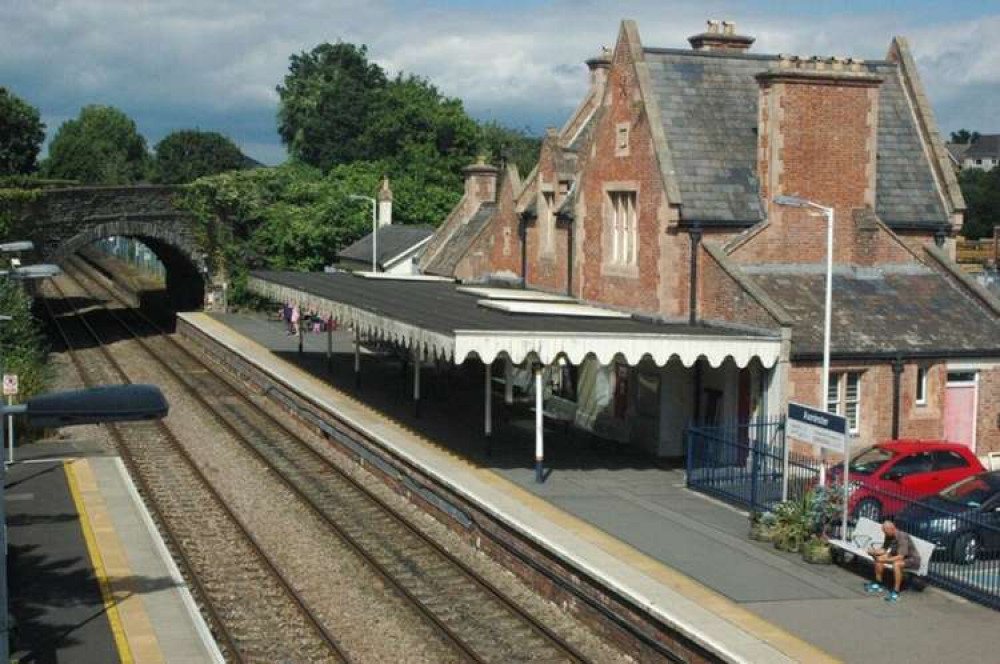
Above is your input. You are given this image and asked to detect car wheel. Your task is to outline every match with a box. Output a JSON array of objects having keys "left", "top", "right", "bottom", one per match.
[
  {"left": 952, "top": 532, "right": 979, "bottom": 565},
  {"left": 854, "top": 498, "right": 882, "bottom": 522}
]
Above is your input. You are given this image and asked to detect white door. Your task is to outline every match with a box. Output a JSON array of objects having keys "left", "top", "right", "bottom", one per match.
[{"left": 944, "top": 371, "right": 978, "bottom": 451}]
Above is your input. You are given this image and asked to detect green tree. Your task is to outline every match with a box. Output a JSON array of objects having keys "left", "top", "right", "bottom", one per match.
[
  {"left": 45, "top": 105, "right": 149, "bottom": 184},
  {"left": 277, "top": 42, "right": 387, "bottom": 170},
  {"left": 950, "top": 129, "right": 981, "bottom": 144},
  {"left": 959, "top": 168, "right": 1000, "bottom": 239},
  {"left": 0, "top": 88, "right": 45, "bottom": 176},
  {"left": 479, "top": 121, "right": 541, "bottom": 175},
  {"left": 152, "top": 130, "right": 246, "bottom": 184}
]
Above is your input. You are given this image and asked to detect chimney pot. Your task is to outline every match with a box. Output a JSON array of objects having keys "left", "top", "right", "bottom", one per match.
[{"left": 689, "top": 19, "right": 755, "bottom": 52}]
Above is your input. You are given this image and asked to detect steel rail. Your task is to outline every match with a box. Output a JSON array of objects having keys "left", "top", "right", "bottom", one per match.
[
  {"left": 67, "top": 256, "right": 593, "bottom": 664},
  {"left": 43, "top": 276, "right": 353, "bottom": 664}
]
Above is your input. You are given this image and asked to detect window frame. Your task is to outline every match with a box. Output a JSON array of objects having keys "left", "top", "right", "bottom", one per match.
[
  {"left": 541, "top": 190, "right": 556, "bottom": 256},
  {"left": 915, "top": 366, "right": 928, "bottom": 406},
  {"left": 829, "top": 371, "right": 861, "bottom": 435},
  {"left": 607, "top": 190, "right": 638, "bottom": 269}
]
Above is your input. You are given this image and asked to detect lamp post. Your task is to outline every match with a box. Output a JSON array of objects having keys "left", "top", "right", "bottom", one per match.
[
  {"left": 0, "top": 384, "right": 169, "bottom": 662},
  {"left": 774, "top": 195, "right": 848, "bottom": 533},
  {"left": 348, "top": 194, "right": 378, "bottom": 272}
]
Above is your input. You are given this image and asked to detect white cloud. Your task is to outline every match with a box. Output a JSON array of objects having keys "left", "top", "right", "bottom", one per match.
[{"left": 1, "top": 0, "right": 997, "bottom": 164}]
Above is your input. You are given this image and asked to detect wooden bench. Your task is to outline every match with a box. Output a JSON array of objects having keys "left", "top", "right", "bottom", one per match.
[{"left": 828, "top": 517, "right": 935, "bottom": 586}]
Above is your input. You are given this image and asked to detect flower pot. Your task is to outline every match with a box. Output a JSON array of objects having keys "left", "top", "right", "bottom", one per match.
[
  {"left": 802, "top": 540, "right": 833, "bottom": 564},
  {"left": 749, "top": 523, "right": 775, "bottom": 543}
]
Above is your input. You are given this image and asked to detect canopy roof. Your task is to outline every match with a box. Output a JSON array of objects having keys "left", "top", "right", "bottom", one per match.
[{"left": 249, "top": 271, "right": 781, "bottom": 368}]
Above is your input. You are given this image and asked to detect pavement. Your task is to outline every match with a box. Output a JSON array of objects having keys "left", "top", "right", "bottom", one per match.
[
  {"left": 6, "top": 437, "right": 221, "bottom": 664},
  {"left": 206, "top": 311, "right": 1000, "bottom": 664}
]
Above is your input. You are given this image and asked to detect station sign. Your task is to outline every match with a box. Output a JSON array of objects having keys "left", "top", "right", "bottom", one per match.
[
  {"left": 2, "top": 374, "right": 17, "bottom": 396},
  {"left": 787, "top": 401, "right": 846, "bottom": 454}
]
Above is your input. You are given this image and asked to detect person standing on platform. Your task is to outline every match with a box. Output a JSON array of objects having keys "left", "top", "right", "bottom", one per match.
[{"left": 291, "top": 303, "right": 300, "bottom": 336}]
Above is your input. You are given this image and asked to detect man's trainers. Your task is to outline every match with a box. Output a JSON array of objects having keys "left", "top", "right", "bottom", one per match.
[
  {"left": 885, "top": 591, "right": 900, "bottom": 602},
  {"left": 864, "top": 582, "right": 884, "bottom": 594}
]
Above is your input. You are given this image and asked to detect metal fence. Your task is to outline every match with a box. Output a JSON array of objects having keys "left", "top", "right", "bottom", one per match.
[
  {"left": 686, "top": 417, "right": 822, "bottom": 512},
  {"left": 686, "top": 420, "right": 1000, "bottom": 610}
]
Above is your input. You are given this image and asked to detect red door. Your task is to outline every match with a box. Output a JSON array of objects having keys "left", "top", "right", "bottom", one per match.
[{"left": 944, "top": 373, "right": 978, "bottom": 451}]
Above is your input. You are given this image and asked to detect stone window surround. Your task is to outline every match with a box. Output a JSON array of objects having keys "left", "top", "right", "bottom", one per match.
[
  {"left": 615, "top": 121, "right": 631, "bottom": 157},
  {"left": 601, "top": 181, "right": 640, "bottom": 278},
  {"left": 539, "top": 186, "right": 557, "bottom": 260}
]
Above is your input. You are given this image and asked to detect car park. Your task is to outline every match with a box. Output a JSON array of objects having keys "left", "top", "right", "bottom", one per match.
[{"left": 898, "top": 471, "right": 1000, "bottom": 564}]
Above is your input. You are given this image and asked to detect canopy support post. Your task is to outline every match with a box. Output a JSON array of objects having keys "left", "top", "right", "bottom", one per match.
[
  {"left": 326, "top": 317, "right": 333, "bottom": 374},
  {"left": 354, "top": 329, "right": 361, "bottom": 388},
  {"left": 413, "top": 348, "right": 422, "bottom": 418},
  {"left": 535, "top": 365, "right": 544, "bottom": 483},
  {"left": 504, "top": 357, "right": 513, "bottom": 405},
  {"left": 485, "top": 361, "right": 493, "bottom": 456}
]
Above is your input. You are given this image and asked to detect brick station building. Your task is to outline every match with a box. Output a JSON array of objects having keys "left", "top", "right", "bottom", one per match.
[{"left": 418, "top": 19, "right": 1000, "bottom": 456}]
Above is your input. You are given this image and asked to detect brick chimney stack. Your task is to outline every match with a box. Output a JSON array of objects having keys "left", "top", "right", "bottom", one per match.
[
  {"left": 585, "top": 46, "right": 612, "bottom": 90},
  {"left": 378, "top": 176, "right": 393, "bottom": 227},
  {"left": 462, "top": 156, "right": 499, "bottom": 204},
  {"left": 688, "top": 20, "right": 755, "bottom": 52}
]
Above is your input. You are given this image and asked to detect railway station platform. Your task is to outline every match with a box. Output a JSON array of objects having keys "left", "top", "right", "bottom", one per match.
[
  {"left": 7, "top": 437, "right": 222, "bottom": 664},
  {"left": 187, "top": 310, "right": 1000, "bottom": 664}
]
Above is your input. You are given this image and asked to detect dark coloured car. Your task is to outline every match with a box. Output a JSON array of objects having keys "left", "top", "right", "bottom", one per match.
[{"left": 898, "top": 471, "right": 1000, "bottom": 565}]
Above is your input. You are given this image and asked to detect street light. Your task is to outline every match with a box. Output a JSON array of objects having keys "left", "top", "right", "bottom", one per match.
[
  {"left": 3, "top": 264, "right": 61, "bottom": 280},
  {"left": 773, "top": 195, "right": 835, "bottom": 417},
  {"left": 774, "top": 194, "right": 848, "bottom": 532},
  {"left": 348, "top": 194, "right": 378, "bottom": 272},
  {"left": 0, "top": 384, "right": 169, "bottom": 662},
  {"left": 0, "top": 242, "right": 34, "bottom": 253}
]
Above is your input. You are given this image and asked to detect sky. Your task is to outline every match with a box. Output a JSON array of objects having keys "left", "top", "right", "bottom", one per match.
[{"left": 2, "top": 0, "right": 999, "bottom": 165}]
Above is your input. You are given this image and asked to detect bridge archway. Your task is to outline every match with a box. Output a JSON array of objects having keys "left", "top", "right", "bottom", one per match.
[{"left": 53, "top": 220, "right": 208, "bottom": 311}]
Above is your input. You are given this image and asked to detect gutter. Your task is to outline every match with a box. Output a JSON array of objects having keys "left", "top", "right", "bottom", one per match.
[{"left": 791, "top": 348, "right": 1000, "bottom": 362}]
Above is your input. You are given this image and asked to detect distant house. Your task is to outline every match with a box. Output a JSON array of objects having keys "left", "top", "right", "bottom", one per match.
[
  {"left": 335, "top": 178, "right": 434, "bottom": 275},
  {"left": 950, "top": 135, "right": 1000, "bottom": 172}
]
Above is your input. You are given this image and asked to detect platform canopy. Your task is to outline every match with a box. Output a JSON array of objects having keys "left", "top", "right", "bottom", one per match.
[{"left": 249, "top": 271, "right": 782, "bottom": 368}]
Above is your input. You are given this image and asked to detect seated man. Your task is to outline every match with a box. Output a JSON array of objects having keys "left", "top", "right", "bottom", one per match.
[{"left": 864, "top": 519, "right": 921, "bottom": 602}]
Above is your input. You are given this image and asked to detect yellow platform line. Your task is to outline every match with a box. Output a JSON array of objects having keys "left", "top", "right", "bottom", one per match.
[
  {"left": 187, "top": 312, "right": 841, "bottom": 663},
  {"left": 65, "top": 459, "right": 134, "bottom": 664}
]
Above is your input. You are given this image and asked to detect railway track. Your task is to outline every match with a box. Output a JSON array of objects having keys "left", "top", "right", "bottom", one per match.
[
  {"left": 62, "top": 255, "right": 595, "bottom": 664},
  {"left": 42, "top": 273, "right": 351, "bottom": 664}
]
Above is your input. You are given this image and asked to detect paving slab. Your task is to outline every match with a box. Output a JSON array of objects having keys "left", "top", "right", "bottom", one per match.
[{"left": 7, "top": 440, "right": 222, "bottom": 664}]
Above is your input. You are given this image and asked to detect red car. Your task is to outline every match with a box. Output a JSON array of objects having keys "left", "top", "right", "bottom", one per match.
[{"left": 834, "top": 441, "right": 985, "bottom": 522}]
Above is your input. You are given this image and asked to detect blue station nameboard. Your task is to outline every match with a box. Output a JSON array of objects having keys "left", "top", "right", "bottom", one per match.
[{"left": 787, "top": 402, "right": 847, "bottom": 453}]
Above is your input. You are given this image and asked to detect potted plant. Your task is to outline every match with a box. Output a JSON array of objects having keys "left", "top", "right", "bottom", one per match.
[
  {"left": 800, "top": 486, "right": 839, "bottom": 564},
  {"left": 749, "top": 511, "right": 777, "bottom": 542},
  {"left": 772, "top": 499, "right": 809, "bottom": 553},
  {"left": 802, "top": 535, "right": 833, "bottom": 564}
]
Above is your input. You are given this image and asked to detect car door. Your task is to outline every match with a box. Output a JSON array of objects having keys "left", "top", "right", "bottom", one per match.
[
  {"left": 982, "top": 496, "right": 1000, "bottom": 552},
  {"left": 887, "top": 452, "right": 936, "bottom": 498},
  {"left": 932, "top": 450, "right": 976, "bottom": 491}
]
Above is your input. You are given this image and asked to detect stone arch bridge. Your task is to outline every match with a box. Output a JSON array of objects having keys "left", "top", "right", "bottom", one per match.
[{"left": 12, "top": 185, "right": 221, "bottom": 311}]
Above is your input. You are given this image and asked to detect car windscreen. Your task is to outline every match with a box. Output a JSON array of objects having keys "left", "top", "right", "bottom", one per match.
[
  {"left": 940, "top": 475, "right": 1000, "bottom": 508},
  {"left": 850, "top": 446, "right": 894, "bottom": 475}
]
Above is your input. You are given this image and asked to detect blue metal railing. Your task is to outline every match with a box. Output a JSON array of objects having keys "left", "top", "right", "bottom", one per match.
[{"left": 686, "top": 419, "right": 1000, "bottom": 611}]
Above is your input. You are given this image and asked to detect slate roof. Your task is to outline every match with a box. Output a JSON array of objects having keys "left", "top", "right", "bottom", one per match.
[
  {"left": 338, "top": 225, "right": 433, "bottom": 270},
  {"left": 642, "top": 48, "right": 950, "bottom": 229},
  {"left": 745, "top": 264, "right": 1000, "bottom": 358},
  {"left": 963, "top": 135, "right": 1000, "bottom": 160},
  {"left": 422, "top": 203, "right": 496, "bottom": 277}
]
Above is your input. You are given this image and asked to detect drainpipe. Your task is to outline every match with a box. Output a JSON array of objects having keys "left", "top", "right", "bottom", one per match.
[
  {"left": 520, "top": 217, "right": 528, "bottom": 289},
  {"left": 891, "top": 356, "right": 904, "bottom": 439},
  {"left": 688, "top": 224, "right": 703, "bottom": 325},
  {"left": 566, "top": 218, "right": 575, "bottom": 297}
]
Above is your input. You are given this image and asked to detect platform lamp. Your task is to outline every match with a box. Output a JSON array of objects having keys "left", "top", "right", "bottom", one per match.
[
  {"left": 0, "top": 384, "right": 169, "bottom": 663},
  {"left": 348, "top": 194, "right": 378, "bottom": 272}
]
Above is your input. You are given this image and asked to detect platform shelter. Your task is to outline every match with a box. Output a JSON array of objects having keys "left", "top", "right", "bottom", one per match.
[{"left": 250, "top": 271, "right": 785, "bottom": 480}]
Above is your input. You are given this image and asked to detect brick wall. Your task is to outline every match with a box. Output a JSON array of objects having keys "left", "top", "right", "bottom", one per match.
[
  {"left": 454, "top": 168, "right": 522, "bottom": 281},
  {"left": 737, "top": 70, "right": 918, "bottom": 267},
  {"left": 977, "top": 367, "right": 1000, "bottom": 454},
  {"left": 524, "top": 139, "right": 571, "bottom": 293},
  {"left": 697, "top": 243, "right": 781, "bottom": 329},
  {"left": 576, "top": 29, "right": 674, "bottom": 315}
]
